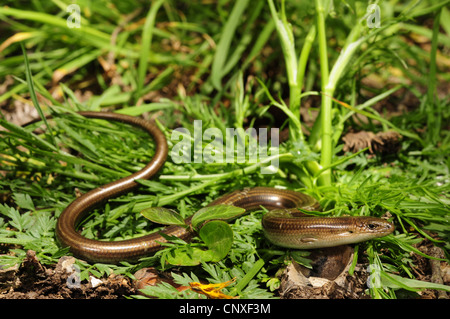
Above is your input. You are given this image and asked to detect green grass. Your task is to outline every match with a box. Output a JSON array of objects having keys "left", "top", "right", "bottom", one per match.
[{"left": 0, "top": 0, "right": 449, "bottom": 299}]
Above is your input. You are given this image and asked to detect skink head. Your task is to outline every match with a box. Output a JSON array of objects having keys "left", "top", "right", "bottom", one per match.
[{"left": 354, "top": 217, "right": 395, "bottom": 237}]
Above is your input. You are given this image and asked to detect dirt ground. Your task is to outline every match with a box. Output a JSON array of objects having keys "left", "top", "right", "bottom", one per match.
[
  {"left": 0, "top": 253, "right": 136, "bottom": 299},
  {"left": 0, "top": 239, "right": 448, "bottom": 299}
]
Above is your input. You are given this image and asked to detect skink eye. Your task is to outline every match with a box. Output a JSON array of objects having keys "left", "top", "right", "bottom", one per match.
[{"left": 368, "top": 223, "right": 377, "bottom": 230}]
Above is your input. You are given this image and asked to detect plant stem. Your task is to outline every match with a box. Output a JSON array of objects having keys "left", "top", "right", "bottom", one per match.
[
  {"left": 267, "top": 0, "right": 302, "bottom": 142},
  {"left": 160, "top": 152, "right": 293, "bottom": 181},
  {"left": 296, "top": 25, "right": 316, "bottom": 111},
  {"left": 266, "top": 1, "right": 326, "bottom": 184}
]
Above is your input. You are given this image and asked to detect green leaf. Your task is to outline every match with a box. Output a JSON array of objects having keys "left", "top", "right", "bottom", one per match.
[
  {"left": 137, "top": 0, "right": 165, "bottom": 99},
  {"left": 140, "top": 207, "right": 186, "bottom": 226},
  {"left": 290, "top": 250, "right": 313, "bottom": 269},
  {"left": 381, "top": 272, "right": 450, "bottom": 292},
  {"left": 163, "top": 245, "right": 215, "bottom": 266},
  {"left": 163, "top": 220, "right": 234, "bottom": 266},
  {"left": 191, "top": 204, "right": 246, "bottom": 229},
  {"left": 12, "top": 193, "right": 35, "bottom": 211},
  {"left": 0, "top": 205, "right": 34, "bottom": 233},
  {"left": 138, "top": 281, "right": 182, "bottom": 299},
  {"left": 199, "top": 220, "right": 234, "bottom": 262}
]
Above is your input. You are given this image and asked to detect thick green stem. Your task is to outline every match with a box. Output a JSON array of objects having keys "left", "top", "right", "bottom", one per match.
[
  {"left": 267, "top": 0, "right": 303, "bottom": 142},
  {"left": 266, "top": 0, "right": 328, "bottom": 185},
  {"left": 292, "top": 25, "right": 317, "bottom": 145}
]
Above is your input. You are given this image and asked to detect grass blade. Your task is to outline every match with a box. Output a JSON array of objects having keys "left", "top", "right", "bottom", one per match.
[
  {"left": 136, "top": 0, "right": 165, "bottom": 101},
  {"left": 211, "top": 0, "right": 250, "bottom": 90},
  {"left": 21, "top": 43, "right": 56, "bottom": 146}
]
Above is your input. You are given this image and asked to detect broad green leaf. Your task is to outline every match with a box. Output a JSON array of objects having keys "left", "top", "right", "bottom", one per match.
[
  {"left": 163, "top": 220, "right": 234, "bottom": 265},
  {"left": 191, "top": 204, "right": 246, "bottom": 229},
  {"left": 199, "top": 220, "right": 234, "bottom": 262},
  {"left": 140, "top": 207, "right": 186, "bottom": 226}
]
